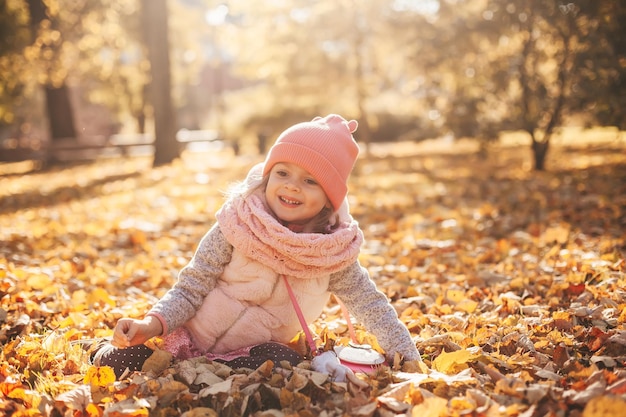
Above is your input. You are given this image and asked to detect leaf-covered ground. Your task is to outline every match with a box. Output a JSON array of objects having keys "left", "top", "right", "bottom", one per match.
[{"left": 1, "top": 136, "right": 625, "bottom": 416}]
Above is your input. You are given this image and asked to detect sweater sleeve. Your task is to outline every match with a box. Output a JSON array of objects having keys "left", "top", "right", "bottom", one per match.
[
  {"left": 148, "top": 223, "right": 233, "bottom": 334},
  {"left": 328, "top": 261, "right": 420, "bottom": 362}
]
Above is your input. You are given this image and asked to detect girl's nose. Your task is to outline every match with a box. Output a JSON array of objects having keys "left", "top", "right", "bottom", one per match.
[{"left": 284, "top": 180, "right": 299, "bottom": 191}]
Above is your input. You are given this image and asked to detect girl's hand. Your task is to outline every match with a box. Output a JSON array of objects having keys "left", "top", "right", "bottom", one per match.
[
  {"left": 111, "top": 316, "right": 163, "bottom": 348},
  {"left": 311, "top": 351, "right": 369, "bottom": 388}
]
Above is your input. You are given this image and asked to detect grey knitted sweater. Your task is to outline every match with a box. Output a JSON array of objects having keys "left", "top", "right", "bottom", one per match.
[{"left": 149, "top": 221, "right": 419, "bottom": 362}]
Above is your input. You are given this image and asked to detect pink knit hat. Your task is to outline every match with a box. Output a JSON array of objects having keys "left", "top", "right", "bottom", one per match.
[{"left": 262, "top": 114, "right": 360, "bottom": 210}]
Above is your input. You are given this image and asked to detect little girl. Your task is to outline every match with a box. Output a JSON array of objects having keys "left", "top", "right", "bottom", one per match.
[{"left": 94, "top": 114, "right": 420, "bottom": 378}]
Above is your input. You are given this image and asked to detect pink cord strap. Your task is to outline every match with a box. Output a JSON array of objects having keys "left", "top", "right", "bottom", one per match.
[
  {"left": 282, "top": 275, "right": 318, "bottom": 355},
  {"left": 336, "top": 297, "right": 358, "bottom": 344},
  {"left": 283, "top": 275, "right": 360, "bottom": 356}
]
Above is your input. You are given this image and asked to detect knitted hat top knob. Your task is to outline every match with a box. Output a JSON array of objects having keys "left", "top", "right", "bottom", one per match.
[{"left": 262, "top": 114, "right": 360, "bottom": 210}]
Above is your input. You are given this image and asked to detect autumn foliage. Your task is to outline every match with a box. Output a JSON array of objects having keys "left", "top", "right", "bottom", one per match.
[{"left": 1, "top": 137, "right": 625, "bottom": 416}]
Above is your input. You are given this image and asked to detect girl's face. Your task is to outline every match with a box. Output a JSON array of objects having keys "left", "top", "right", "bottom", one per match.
[{"left": 265, "top": 162, "right": 331, "bottom": 225}]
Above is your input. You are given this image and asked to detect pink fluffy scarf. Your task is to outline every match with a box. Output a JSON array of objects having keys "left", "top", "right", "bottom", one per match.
[{"left": 215, "top": 191, "right": 364, "bottom": 279}]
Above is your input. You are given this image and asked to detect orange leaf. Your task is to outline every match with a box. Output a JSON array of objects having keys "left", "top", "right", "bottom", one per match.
[
  {"left": 567, "top": 283, "right": 586, "bottom": 296},
  {"left": 84, "top": 366, "right": 116, "bottom": 388},
  {"left": 432, "top": 349, "right": 481, "bottom": 374},
  {"left": 8, "top": 387, "right": 41, "bottom": 408},
  {"left": 582, "top": 395, "right": 626, "bottom": 416},
  {"left": 87, "top": 288, "right": 116, "bottom": 308},
  {"left": 26, "top": 272, "right": 53, "bottom": 291},
  {"left": 411, "top": 396, "right": 448, "bottom": 417},
  {"left": 86, "top": 403, "right": 104, "bottom": 417},
  {"left": 608, "top": 378, "right": 626, "bottom": 395},
  {"left": 0, "top": 378, "right": 23, "bottom": 396}
]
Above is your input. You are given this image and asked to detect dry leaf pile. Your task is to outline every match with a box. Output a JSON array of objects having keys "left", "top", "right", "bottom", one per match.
[{"left": 0, "top": 139, "right": 625, "bottom": 416}]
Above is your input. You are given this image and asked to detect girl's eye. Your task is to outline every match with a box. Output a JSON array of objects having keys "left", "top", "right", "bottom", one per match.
[
  {"left": 305, "top": 178, "right": 318, "bottom": 185},
  {"left": 275, "top": 170, "right": 288, "bottom": 177}
]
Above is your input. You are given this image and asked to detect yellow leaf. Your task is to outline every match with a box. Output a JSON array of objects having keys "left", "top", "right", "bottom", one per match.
[
  {"left": 449, "top": 396, "right": 475, "bottom": 412},
  {"left": 86, "top": 403, "right": 103, "bottom": 417},
  {"left": 543, "top": 225, "right": 570, "bottom": 244},
  {"left": 432, "top": 349, "right": 481, "bottom": 374},
  {"left": 6, "top": 409, "right": 41, "bottom": 417},
  {"left": 87, "top": 288, "right": 116, "bottom": 308},
  {"left": 26, "top": 272, "right": 53, "bottom": 290},
  {"left": 182, "top": 408, "right": 219, "bottom": 417},
  {"left": 455, "top": 299, "right": 478, "bottom": 314},
  {"left": 71, "top": 289, "right": 88, "bottom": 309},
  {"left": 16, "top": 341, "right": 39, "bottom": 357},
  {"left": 445, "top": 289, "right": 465, "bottom": 304},
  {"left": 411, "top": 396, "right": 448, "bottom": 417},
  {"left": 582, "top": 395, "right": 626, "bottom": 416},
  {"left": 403, "top": 383, "right": 425, "bottom": 405},
  {"left": 57, "top": 315, "right": 76, "bottom": 328},
  {"left": 62, "top": 327, "right": 83, "bottom": 341},
  {"left": 84, "top": 366, "right": 116, "bottom": 387},
  {"left": 8, "top": 387, "right": 41, "bottom": 409}
]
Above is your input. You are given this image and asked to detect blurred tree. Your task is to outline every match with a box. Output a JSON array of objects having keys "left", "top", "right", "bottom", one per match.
[
  {"left": 490, "top": 0, "right": 580, "bottom": 171},
  {"left": 225, "top": 0, "right": 403, "bottom": 148},
  {"left": 433, "top": 1, "right": 506, "bottom": 141},
  {"left": 226, "top": 1, "right": 346, "bottom": 134},
  {"left": 2, "top": 0, "right": 624, "bottom": 168},
  {"left": 386, "top": 1, "right": 488, "bottom": 141},
  {"left": 169, "top": 2, "right": 210, "bottom": 130},
  {"left": 503, "top": 1, "right": 592, "bottom": 170},
  {"left": 2, "top": 0, "right": 197, "bottom": 147},
  {"left": 26, "top": 0, "right": 77, "bottom": 143},
  {"left": 1, "top": 0, "right": 130, "bottom": 149},
  {"left": 0, "top": 1, "right": 32, "bottom": 127},
  {"left": 401, "top": 0, "right": 582, "bottom": 170},
  {"left": 571, "top": 1, "right": 626, "bottom": 130},
  {"left": 75, "top": 0, "right": 150, "bottom": 134},
  {"left": 141, "top": 0, "right": 179, "bottom": 166},
  {"left": 76, "top": 0, "right": 207, "bottom": 135}
]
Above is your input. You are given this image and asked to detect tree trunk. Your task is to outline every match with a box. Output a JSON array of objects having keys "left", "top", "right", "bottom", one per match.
[
  {"left": 531, "top": 139, "right": 549, "bottom": 171},
  {"left": 26, "top": 0, "right": 77, "bottom": 146},
  {"left": 136, "top": 112, "right": 146, "bottom": 134},
  {"left": 141, "top": 0, "right": 179, "bottom": 167},
  {"left": 45, "top": 84, "right": 77, "bottom": 140}
]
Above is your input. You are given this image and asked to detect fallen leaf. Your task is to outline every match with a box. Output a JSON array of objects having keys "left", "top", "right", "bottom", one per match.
[
  {"left": 1, "top": 141, "right": 625, "bottom": 415},
  {"left": 432, "top": 349, "right": 481, "bottom": 374},
  {"left": 181, "top": 408, "right": 219, "bottom": 417},
  {"left": 84, "top": 366, "right": 116, "bottom": 388},
  {"left": 411, "top": 396, "right": 448, "bottom": 417},
  {"left": 141, "top": 349, "right": 172, "bottom": 375},
  {"left": 582, "top": 395, "right": 626, "bottom": 416},
  {"left": 55, "top": 384, "right": 93, "bottom": 411}
]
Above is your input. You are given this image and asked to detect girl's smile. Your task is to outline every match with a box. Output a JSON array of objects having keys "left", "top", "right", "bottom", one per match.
[
  {"left": 265, "top": 162, "right": 330, "bottom": 225},
  {"left": 279, "top": 195, "right": 302, "bottom": 206}
]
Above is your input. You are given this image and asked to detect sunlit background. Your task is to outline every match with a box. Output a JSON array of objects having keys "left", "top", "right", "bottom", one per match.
[
  {"left": 0, "top": 0, "right": 623, "bottom": 169},
  {"left": 1, "top": 4, "right": 626, "bottom": 414}
]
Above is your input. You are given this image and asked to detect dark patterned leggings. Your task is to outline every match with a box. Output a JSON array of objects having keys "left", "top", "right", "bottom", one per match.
[{"left": 92, "top": 342, "right": 302, "bottom": 379}]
